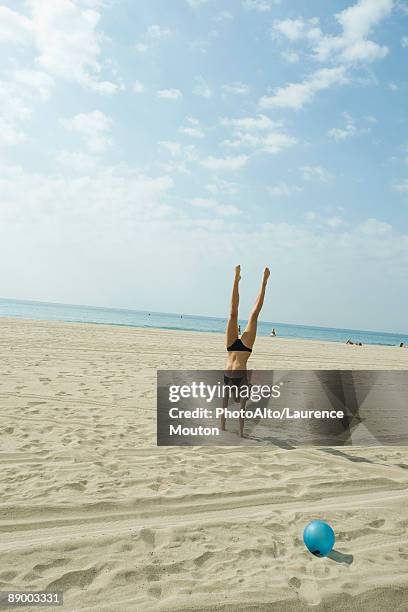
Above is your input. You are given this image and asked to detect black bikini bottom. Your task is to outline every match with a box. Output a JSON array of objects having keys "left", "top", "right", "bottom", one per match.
[{"left": 224, "top": 373, "right": 248, "bottom": 387}]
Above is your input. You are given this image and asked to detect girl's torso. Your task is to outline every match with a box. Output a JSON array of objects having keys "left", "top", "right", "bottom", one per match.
[{"left": 225, "top": 350, "right": 251, "bottom": 372}]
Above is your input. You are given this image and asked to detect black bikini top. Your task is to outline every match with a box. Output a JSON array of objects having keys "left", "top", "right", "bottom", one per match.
[{"left": 227, "top": 338, "right": 252, "bottom": 352}]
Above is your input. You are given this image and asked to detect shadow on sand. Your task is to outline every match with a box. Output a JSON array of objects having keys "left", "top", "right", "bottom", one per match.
[{"left": 328, "top": 549, "right": 354, "bottom": 565}]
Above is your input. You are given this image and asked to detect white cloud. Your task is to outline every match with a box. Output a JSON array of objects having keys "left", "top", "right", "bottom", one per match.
[
  {"left": 201, "top": 155, "right": 249, "bottom": 171},
  {"left": 359, "top": 217, "right": 392, "bottom": 234},
  {"left": 0, "top": 2, "right": 118, "bottom": 101},
  {"left": 205, "top": 179, "right": 240, "bottom": 196},
  {"left": 0, "top": 117, "right": 26, "bottom": 146},
  {"left": 0, "top": 81, "right": 31, "bottom": 124},
  {"left": 259, "top": 67, "right": 349, "bottom": 110},
  {"left": 28, "top": 0, "right": 118, "bottom": 94},
  {"left": 159, "top": 141, "right": 182, "bottom": 157},
  {"left": 180, "top": 126, "right": 204, "bottom": 139},
  {"left": 271, "top": 17, "right": 319, "bottom": 64},
  {"left": 271, "top": 1, "right": 393, "bottom": 68},
  {"left": 56, "top": 150, "right": 98, "bottom": 172},
  {"left": 263, "top": 2, "right": 394, "bottom": 115},
  {"left": 133, "top": 80, "right": 144, "bottom": 93},
  {"left": 338, "top": 38, "right": 389, "bottom": 63},
  {"left": 272, "top": 17, "right": 322, "bottom": 43},
  {"left": 222, "top": 82, "right": 250, "bottom": 95},
  {"left": 159, "top": 142, "right": 198, "bottom": 174},
  {"left": 335, "top": 0, "right": 393, "bottom": 42},
  {"left": 190, "top": 30, "right": 218, "bottom": 54},
  {"left": 221, "top": 114, "right": 277, "bottom": 131},
  {"left": 223, "top": 131, "right": 296, "bottom": 154},
  {"left": 221, "top": 114, "right": 296, "bottom": 155},
  {"left": 191, "top": 198, "right": 241, "bottom": 216},
  {"left": 401, "top": 36, "right": 408, "bottom": 47},
  {"left": 314, "top": 0, "right": 393, "bottom": 64},
  {"left": 268, "top": 183, "right": 302, "bottom": 197},
  {"left": 185, "top": 0, "right": 209, "bottom": 8},
  {"left": 242, "top": 0, "right": 279, "bottom": 12},
  {"left": 0, "top": 79, "right": 42, "bottom": 123},
  {"left": 304, "top": 211, "right": 344, "bottom": 228},
  {"left": 193, "top": 75, "right": 212, "bottom": 97},
  {"left": 180, "top": 117, "right": 204, "bottom": 138},
  {"left": 301, "top": 165, "right": 333, "bottom": 182},
  {"left": 157, "top": 88, "right": 183, "bottom": 100},
  {"left": 62, "top": 110, "right": 113, "bottom": 153},
  {"left": 14, "top": 69, "right": 54, "bottom": 100},
  {"left": 216, "top": 10, "right": 233, "bottom": 21},
  {"left": 0, "top": 71, "right": 55, "bottom": 147},
  {"left": 393, "top": 179, "right": 408, "bottom": 193},
  {"left": 326, "top": 216, "right": 343, "bottom": 228},
  {"left": 388, "top": 81, "right": 398, "bottom": 91},
  {"left": 0, "top": 5, "right": 32, "bottom": 44},
  {"left": 328, "top": 112, "right": 359, "bottom": 140},
  {"left": 281, "top": 50, "right": 300, "bottom": 63},
  {"left": 133, "top": 24, "right": 171, "bottom": 55},
  {"left": 146, "top": 25, "right": 171, "bottom": 39},
  {"left": 0, "top": 163, "right": 175, "bottom": 254},
  {"left": 305, "top": 211, "right": 317, "bottom": 221},
  {"left": 134, "top": 42, "right": 148, "bottom": 53}
]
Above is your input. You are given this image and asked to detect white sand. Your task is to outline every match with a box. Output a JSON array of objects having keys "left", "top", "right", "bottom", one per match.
[{"left": 1, "top": 317, "right": 408, "bottom": 611}]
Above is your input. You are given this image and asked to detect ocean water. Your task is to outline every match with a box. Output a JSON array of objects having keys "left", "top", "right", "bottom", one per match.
[{"left": 0, "top": 297, "right": 407, "bottom": 347}]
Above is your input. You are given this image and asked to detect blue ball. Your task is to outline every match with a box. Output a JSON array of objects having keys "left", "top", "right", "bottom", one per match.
[{"left": 303, "top": 520, "right": 335, "bottom": 557}]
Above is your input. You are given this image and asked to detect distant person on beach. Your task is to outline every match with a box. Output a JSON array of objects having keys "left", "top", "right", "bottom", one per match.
[
  {"left": 346, "top": 339, "right": 362, "bottom": 346},
  {"left": 238, "top": 325, "right": 241, "bottom": 334},
  {"left": 271, "top": 327, "right": 276, "bottom": 337},
  {"left": 222, "top": 264, "right": 270, "bottom": 438},
  {"left": 400, "top": 342, "right": 405, "bottom": 348}
]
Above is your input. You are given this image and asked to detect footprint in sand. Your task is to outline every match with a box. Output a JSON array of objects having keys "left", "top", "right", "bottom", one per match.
[
  {"left": 148, "top": 584, "right": 162, "bottom": 599},
  {"left": 33, "top": 558, "right": 68, "bottom": 574},
  {"left": 0, "top": 571, "right": 18, "bottom": 581},
  {"left": 369, "top": 518, "right": 385, "bottom": 528},
  {"left": 299, "top": 580, "right": 321, "bottom": 606},
  {"left": 193, "top": 551, "right": 213, "bottom": 567},
  {"left": 140, "top": 528, "right": 155, "bottom": 550},
  {"left": 46, "top": 565, "right": 102, "bottom": 591},
  {"left": 288, "top": 576, "right": 301, "bottom": 590},
  {"left": 264, "top": 541, "right": 285, "bottom": 558}
]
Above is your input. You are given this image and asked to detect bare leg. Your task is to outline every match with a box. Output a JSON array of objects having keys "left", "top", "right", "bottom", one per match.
[
  {"left": 239, "top": 372, "right": 252, "bottom": 437},
  {"left": 221, "top": 390, "right": 229, "bottom": 431},
  {"left": 239, "top": 395, "right": 247, "bottom": 438},
  {"left": 226, "top": 265, "right": 241, "bottom": 348},
  {"left": 241, "top": 267, "right": 270, "bottom": 349}
]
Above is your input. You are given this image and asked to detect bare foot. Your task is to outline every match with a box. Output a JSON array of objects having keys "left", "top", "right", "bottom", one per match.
[
  {"left": 235, "top": 265, "right": 241, "bottom": 281},
  {"left": 263, "top": 267, "right": 270, "bottom": 283}
]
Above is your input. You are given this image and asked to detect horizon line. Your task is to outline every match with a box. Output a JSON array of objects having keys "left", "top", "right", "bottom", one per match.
[{"left": 0, "top": 295, "right": 407, "bottom": 338}]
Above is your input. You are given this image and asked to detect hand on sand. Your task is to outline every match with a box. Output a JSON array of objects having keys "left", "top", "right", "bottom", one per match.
[
  {"left": 235, "top": 265, "right": 241, "bottom": 281},
  {"left": 263, "top": 267, "right": 270, "bottom": 283}
]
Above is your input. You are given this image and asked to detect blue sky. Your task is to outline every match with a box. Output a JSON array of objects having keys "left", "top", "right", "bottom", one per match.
[{"left": 0, "top": 0, "right": 407, "bottom": 332}]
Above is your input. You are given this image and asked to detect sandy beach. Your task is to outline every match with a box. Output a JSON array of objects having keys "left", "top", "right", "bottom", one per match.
[{"left": 1, "top": 317, "right": 408, "bottom": 611}]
